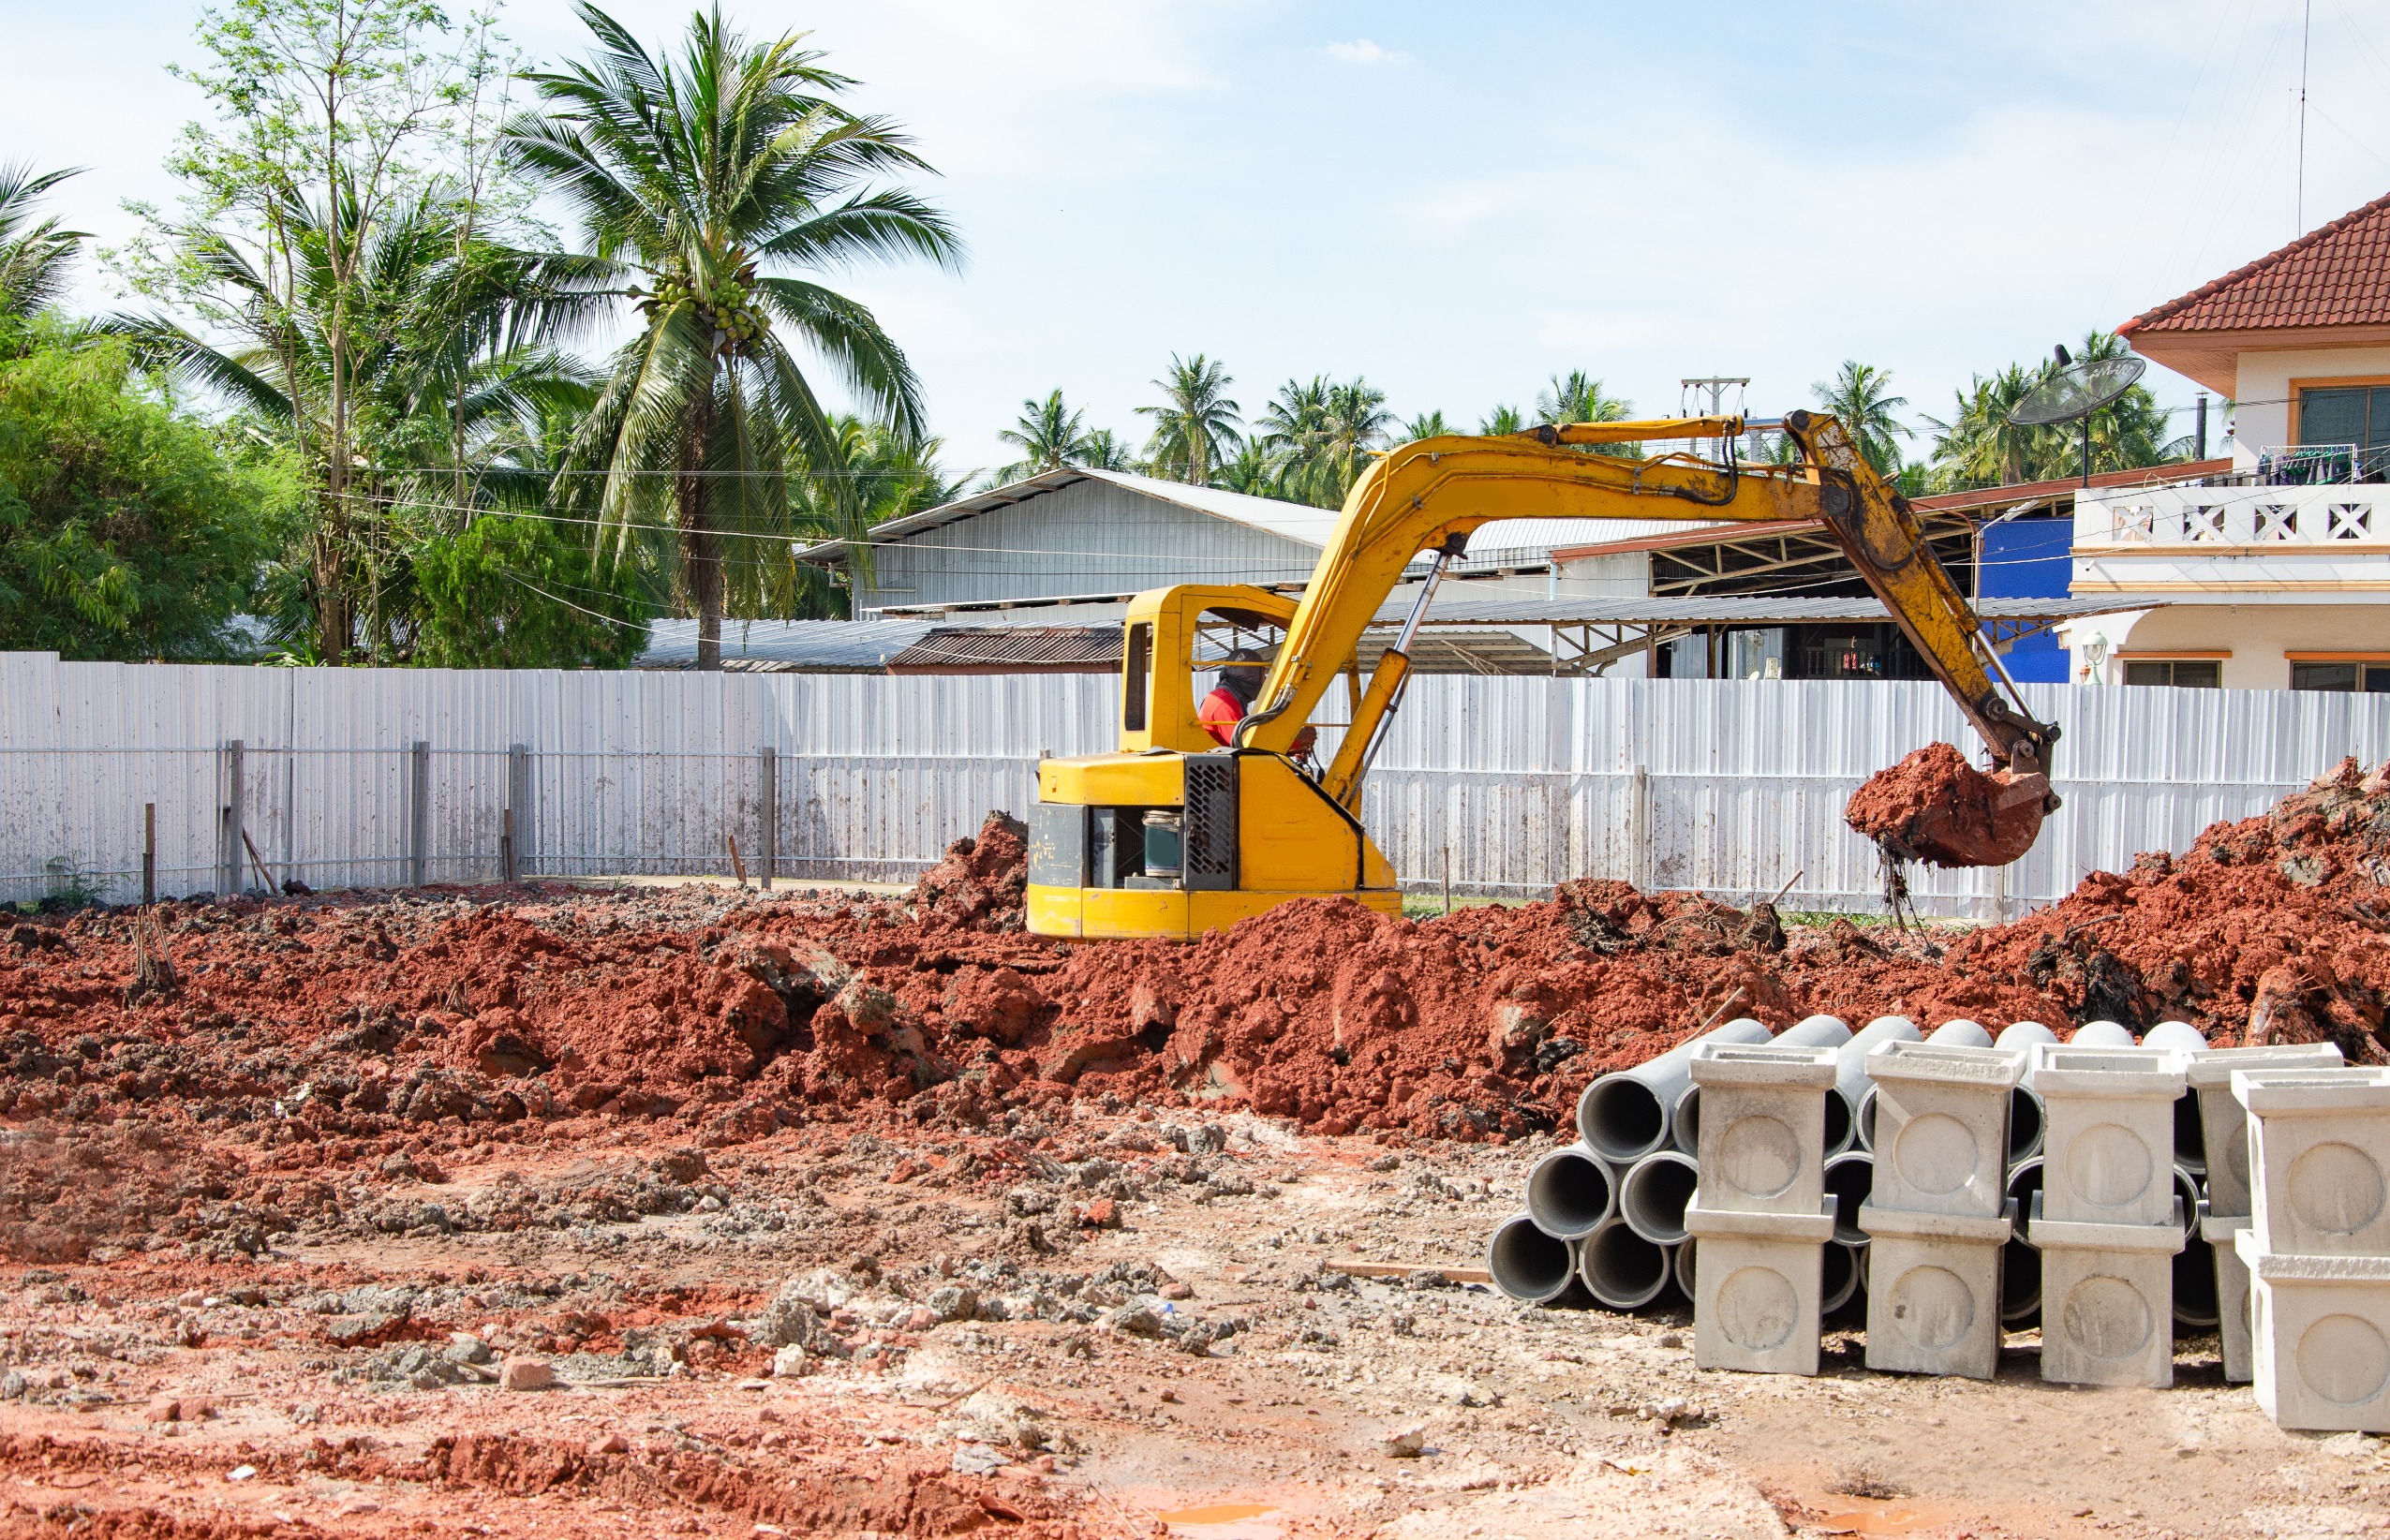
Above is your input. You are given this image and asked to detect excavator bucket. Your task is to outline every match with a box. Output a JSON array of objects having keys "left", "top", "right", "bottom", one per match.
[{"left": 1845, "top": 745, "right": 2056, "bottom": 869}]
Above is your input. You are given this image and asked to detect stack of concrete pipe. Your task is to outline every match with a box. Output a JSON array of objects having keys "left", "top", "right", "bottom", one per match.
[{"left": 2231, "top": 1064, "right": 2390, "bottom": 1430}]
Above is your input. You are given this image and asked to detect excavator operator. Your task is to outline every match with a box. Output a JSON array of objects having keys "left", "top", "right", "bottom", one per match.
[{"left": 1196, "top": 650, "right": 1267, "bottom": 747}]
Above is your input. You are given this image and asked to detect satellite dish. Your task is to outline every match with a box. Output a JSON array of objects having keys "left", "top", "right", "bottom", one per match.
[{"left": 2007, "top": 353, "right": 2146, "bottom": 486}]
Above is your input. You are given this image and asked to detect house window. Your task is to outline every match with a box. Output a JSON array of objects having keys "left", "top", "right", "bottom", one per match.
[
  {"left": 2122, "top": 659, "right": 2220, "bottom": 689},
  {"left": 2291, "top": 660, "right": 2390, "bottom": 693},
  {"left": 2296, "top": 384, "right": 2390, "bottom": 479}
]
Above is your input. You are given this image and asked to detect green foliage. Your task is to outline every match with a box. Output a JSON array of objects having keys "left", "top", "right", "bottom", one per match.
[
  {"left": 1924, "top": 333, "right": 2172, "bottom": 490},
  {"left": 1477, "top": 404, "right": 1523, "bottom": 436},
  {"left": 0, "top": 323, "right": 297, "bottom": 659},
  {"left": 1076, "top": 428, "right": 1135, "bottom": 472},
  {"left": 1535, "top": 369, "right": 1635, "bottom": 457},
  {"left": 1397, "top": 409, "right": 1449, "bottom": 442},
  {"left": 504, "top": 2, "right": 960, "bottom": 665},
  {"left": 408, "top": 509, "right": 650, "bottom": 668},
  {"left": 1249, "top": 375, "right": 1388, "bottom": 508},
  {"left": 995, "top": 389, "right": 1088, "bottom": 480},
  {"left": 1137, "top": 352, "right": 1240, "bottom": 485}
]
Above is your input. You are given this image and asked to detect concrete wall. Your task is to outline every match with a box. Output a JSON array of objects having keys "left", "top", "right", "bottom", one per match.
[
  {"left": 2233, "top": 345, "right": 2390, "bottom": 460},
  {"left": 2059, "top": 602, "right": 2390, "bottom": 689}
]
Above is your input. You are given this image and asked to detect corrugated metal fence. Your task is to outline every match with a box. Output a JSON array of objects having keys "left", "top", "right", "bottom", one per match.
[{"left": 3, "top": 651, "right": 2384, "bottom": 919}]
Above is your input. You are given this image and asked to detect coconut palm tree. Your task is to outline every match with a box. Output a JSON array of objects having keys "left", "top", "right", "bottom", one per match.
[
  {"left": 1318, "top": 378, "right": 1391, "bottom": 503},
  {"left": 1397, "top": 408, "right": 1450, "bottom": 441},
  {"left": 995, "top": 389, "right": 1087, "bottom": 480},
  {"left": 1077, "top": 428, "right": 1135, "bottom": 471},
  {"left": 1477, "top": 404, "right": 1524, "bottom": 436},
  {"left": 1811, "top": 361, "right": 1909, "bottom": 476},
  {"left": 1536, "top": 370, "right": 1637, "bottom": 457},
  {"left": 0, "top": 164, "right": 86, "bottom": 318},
  {"left": 503, "top": 3, "right": 962, "bottom": 667},
  {"left": 1137, "top": 352, "right": 1240, "bottom": 485}
]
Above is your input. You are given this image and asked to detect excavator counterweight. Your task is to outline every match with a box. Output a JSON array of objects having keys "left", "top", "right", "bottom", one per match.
[{"left": 1026, "top": 415, "right": 2058, "bottom": 940}]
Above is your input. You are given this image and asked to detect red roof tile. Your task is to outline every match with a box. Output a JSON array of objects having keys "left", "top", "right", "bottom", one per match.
[{"left": 2119, "top": 189, "right": 2390, "bottom": 334}]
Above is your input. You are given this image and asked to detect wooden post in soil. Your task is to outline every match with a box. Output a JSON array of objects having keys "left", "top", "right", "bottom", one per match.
[{"left": 141, "top": 804, "right": 156, "bottom": 907}]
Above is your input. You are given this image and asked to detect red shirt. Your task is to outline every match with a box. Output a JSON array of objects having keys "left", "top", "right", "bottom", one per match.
[{"left": 1197, "top": 686, "right": 1245, "bottom": 747}]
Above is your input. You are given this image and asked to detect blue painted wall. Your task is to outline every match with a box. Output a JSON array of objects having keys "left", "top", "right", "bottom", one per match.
[{"left": 1980, "top": 515, "right": 2075, "bottom": 684}]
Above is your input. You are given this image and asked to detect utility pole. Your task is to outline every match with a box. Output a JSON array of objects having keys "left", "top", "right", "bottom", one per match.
[
  {"left": 2297, "top": 0, "right": 2312, "bottom": 232},
  {"left": 1683, "top": 377, "right": 1754, "bottom": 457}
]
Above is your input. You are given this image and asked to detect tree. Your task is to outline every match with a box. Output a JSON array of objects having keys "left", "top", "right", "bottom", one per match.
[
  {"left": 1077, "top": 427, "right": 1135, "bottom": 471},
  {"left": 1536, "top": 370, "right": 1630, "bottom": 429},
  {"left": 0, "top": 322, "right": 298, "bottom": 659},
  {"left": 0, "top": 165, "right": 87, "bottom": 318},
  {"left": 1810, "top": 361, "right": 1908, "bottom": 476},
  {"left": 1397, "top": 408, "right": 1449, "bottom": 441},
  {"left": 1922, "top": 333, "right": 2171, "bottom": 489},
  {"left": 994, "top": 388, "right": 1086, "bottom": 480},
  {"left": 1137, "top": 352, "right": 1240, "bottom": 485},
  {"left": 121, "top": 191, "right": 601, "bottom": 661},
  {"left": 504, "top": 3, "right": 962, "bottom": 669},
  {"left": 1477, "top": 404, "right": 1523, "bottom": 436},
  {"left": 129, "top": 0, "right": 522, "bottom": 664},
  {"left": 409, "top": 508, "right": 651, "bottom": 667}
]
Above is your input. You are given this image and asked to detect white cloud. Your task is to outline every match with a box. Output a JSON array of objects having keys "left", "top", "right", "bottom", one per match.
[{"left": 1326, "top": 38, "right": 1409, "bottom": 67}]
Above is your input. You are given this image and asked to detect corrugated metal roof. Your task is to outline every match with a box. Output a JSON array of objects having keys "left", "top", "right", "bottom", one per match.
[
  {"left": 887, "top": 627, "right": 1120, "bottom": 674},
  {"left": 639, "top": 619, "right": 934, "bottom": 671}
]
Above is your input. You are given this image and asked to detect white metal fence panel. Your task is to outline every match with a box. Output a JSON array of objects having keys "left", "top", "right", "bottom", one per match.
[{"left": 4, "top": 652, "right": 2387, "bottom": 919}]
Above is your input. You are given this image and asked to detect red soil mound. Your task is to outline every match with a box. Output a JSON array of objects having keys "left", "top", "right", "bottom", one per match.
[{"left": 5, "top": 771, "right": 2389, "bottom": 1211}]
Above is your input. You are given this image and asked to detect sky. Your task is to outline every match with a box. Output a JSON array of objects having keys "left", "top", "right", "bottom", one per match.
[{"left": 8, "top": 0, "right": 2390, "bottom": 479}]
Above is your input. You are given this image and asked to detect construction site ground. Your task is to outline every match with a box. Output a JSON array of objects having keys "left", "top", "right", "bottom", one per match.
[{"left": 8, "top": 761, "right": 2390, "bottom": 1538}]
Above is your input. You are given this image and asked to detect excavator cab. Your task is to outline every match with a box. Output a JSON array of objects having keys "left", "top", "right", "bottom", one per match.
[{"left": 1026, "top": 585, "right": 1402, "bottom": 940}]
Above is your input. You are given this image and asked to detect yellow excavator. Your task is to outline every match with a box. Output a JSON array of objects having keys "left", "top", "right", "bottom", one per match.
[{"left": 1026, "top": 411, "right": 2059, "bottom": 940}]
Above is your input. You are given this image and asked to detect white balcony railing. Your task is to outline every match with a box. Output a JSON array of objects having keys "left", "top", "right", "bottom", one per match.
[{"left": 2075, "top": 483, "right": 2385, "bottom": 548}]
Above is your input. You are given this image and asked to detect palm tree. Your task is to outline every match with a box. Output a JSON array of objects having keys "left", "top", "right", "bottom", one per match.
[
  {"left": 0, "top": 164, "right": 86, "bottom": 318},
  {"left": 1257, "top": 377, "right": 1332, "bottom": 505},
  {"left": 503, "top": 3, "right": 962, "bottom": 668},
  {"left": 1077, "top": 427, "right": 1136, "bottom": 471},
  {"left": 1922, "top": 333, "right": 2170, "bottom": 490},
  {"left": 0, "top": 165, "right": 87, "bottom": 320},
  {"left": 1477, "top": 404, "right": 1524, "bottom": 436},
  {"left": 1319, "top": 378, "right": 1391, "bottom": 503},
  {"left": 1812, "top": 361, "right": 1909, "bottom": 477},
  {"left": 1216, "top": 437, "right": 1279, "bottom": 496},
  {"left": 1398, "top": 408, "right": 1450, "bottom": 441},
  {"left": 120, "top": 190, "right": 601, "bottom": 659},
  {"left": 1536, "top": 370, "right": 1630, "bottom": 428},
  {"left": 995, "top": 389, "right": 1086, "bottom": 480},
  {"left": 1137, "top": 352, "right": 1240, "bottom": 485}
]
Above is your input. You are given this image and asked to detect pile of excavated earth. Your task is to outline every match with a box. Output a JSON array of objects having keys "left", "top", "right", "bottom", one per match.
[{"left": 3, "top": 756, "right": 2389, "bottom": 1537}]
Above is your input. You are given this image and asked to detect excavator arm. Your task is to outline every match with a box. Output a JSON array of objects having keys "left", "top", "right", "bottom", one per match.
[{"left": 1236, "top": 411, "right": 2058, "bottom": 863}]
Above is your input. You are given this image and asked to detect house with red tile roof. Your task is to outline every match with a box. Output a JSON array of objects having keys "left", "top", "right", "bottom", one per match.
[{"left": 2057, "top": 195, "right": 2390, "bottom": 692}]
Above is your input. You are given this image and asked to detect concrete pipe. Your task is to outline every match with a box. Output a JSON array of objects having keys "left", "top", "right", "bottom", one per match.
[
  {"left": 2173, "top": 1165, "right": 2201, "bottom": 1238},
  {"left": 1618, "top": 1149, "right": 1701, "bottom": 1246},
  {"left": 2070, "top": 1019, "right": 2135, "bottom": 1047},
  {"left": 1580, "top": 1215, "right": 1672, "bottom": 1310},
  {"left": 1997, "top": 1021, "right": 2056, "bottom": 1164},
  {"left": 2000, "top": 1157, "right": 2044, "bottom": 1325},
  {"left": 1486, "top": 1211, "right": 1579, "bottom": 1304},
  {"left": 2174, "top": 1232, "right": 2220, "bottom": 1331},
  {"left": 1674, "top": 1014, "right": 1851, "bottom": 1156},
  {"left": 1823, "top": 1149, "right": 1874, "bottom": 1248},
  {"left": 1578, "top": 1016, "right": 1772, "bottom": 1163},
  {"left": 1822, "top": 1239, "right": 1863, "bottom": 1316},
  {"left": 2145, "top": 1021, "right": 2211, "bottom": 1175},
  {"left": 1523, "top": 1144, "right": 1616, "bottom": 1240},
  {"left": 1671, "top": 1237, "right": 1697, "bottom": 1303},
  {"left": 1839, "top": 1015, "right": 1921, "bottom": 1153}
]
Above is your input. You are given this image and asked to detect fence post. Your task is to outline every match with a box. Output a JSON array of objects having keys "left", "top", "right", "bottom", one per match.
[
  {"left": 1630, "top": 763, "right": 1651, "bottom": 893},
  {"left": 408, "top": 740, "right": 430, "bottom": 887},
  {"left": 142, "top": 803, "right": 156, "bottom": 907},
  {"left": 506, "top": 744, "right": 530, "bottom": 881},
  {"left": 759, "top": 746, "right": 777, "bottom": 892},
  {"left": 218, "top": 740, "right": 245, "bottom": 896}
]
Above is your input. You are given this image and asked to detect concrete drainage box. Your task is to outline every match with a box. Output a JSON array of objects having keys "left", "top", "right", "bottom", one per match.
[
  {"left": 2234, "top": 1236, "right": 2390, "bottom": 1431},
  {"left": 1863, "top": 1041, "right": 2026, "bottom": 1218},
  {"left": 1853, "top": 1040, "right": 2026, "bottom": 1381},
  {"left": 2232, "top": 1068, "right": 2390, "bottom": 1259},
  {"left": 1682, "top": 1201, "right": 1837, "bottom": 1375},
  {"left": 2032, "top": 1046, "right": 2189, "bottom": 1230},
  {"left": 2184, "top": 1044, "right": 2344, "bottom": 1382},
  {"left": 1681, "top": 1042, "right": 1839, "bottom": 1375},
  {"left": 2030, "top": 1196, "right": 2188, "bottom": 1387}
]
